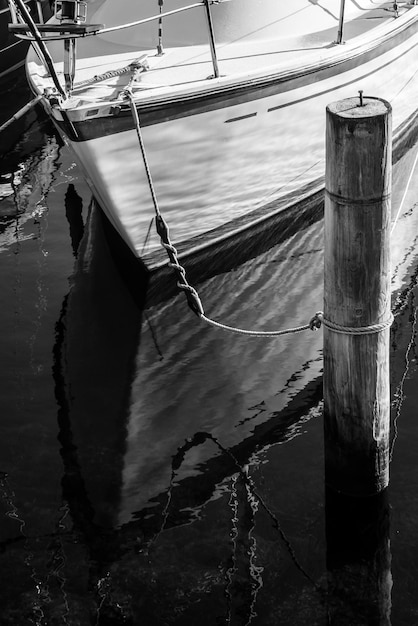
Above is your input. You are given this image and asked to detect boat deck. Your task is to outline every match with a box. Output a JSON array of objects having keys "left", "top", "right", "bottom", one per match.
[{"left": 26, "top": 0, "right": 414, "bottom": 109}]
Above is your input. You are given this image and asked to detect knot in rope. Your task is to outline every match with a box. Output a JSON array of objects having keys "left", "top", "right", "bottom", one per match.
[
  {"left": 309, "top": 311, "right": 324, "bottom": 331},
  {"left": 180, "top": 285, "right": 205, "bottom": 317},
  {"left": 156, "top": 214, "right": 204, "bottom": 316}
]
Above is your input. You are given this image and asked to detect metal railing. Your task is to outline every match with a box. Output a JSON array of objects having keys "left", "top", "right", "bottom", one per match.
[
  {"left": 10, "top": 0, "right": 66, "bottom": 96},
  {"left": 8, "top": 0, "right": 45, "bottom": 23},
  {"left": 8, "top": 0, "right": 416, "bottom": 96},
  {"left": 8, "top": 0, "right": 224, "bottom": 96},
  {"left": 337, "top": 0, "right": 413, "bottom": 44},
  {"left": 98, "top": 0, "right": 221, "bottom": 78},
  {"left": 337, "top": 0, "right": 346, "bottom": 44}
]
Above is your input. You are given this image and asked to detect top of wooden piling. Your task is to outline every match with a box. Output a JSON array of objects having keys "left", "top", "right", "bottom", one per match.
[
  {"left": 325, "top": 95, "right": 392, "bottom": 201},
  {"left": 327, "top": 96, "right": 391, "bottom": 119}
]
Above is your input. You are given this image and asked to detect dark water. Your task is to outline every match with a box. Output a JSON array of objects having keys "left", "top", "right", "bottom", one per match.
[{"left": 1, "top": 71, "right": 418, "bottom": 625}]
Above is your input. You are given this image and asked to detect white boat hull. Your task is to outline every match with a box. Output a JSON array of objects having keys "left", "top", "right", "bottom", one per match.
[
  {"left": 64, "top": 35, "right": 418, "bottom": 261},
  {"left": 23, "top": 0, "right": 418, "bottom": 264}
]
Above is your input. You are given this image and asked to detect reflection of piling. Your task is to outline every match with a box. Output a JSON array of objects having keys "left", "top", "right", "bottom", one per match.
[
  {"left": 324, "top": 96, "right": 392, "bottom": 496},
  {"left": 64, "top": 183, "right": 84, "bottom": 256},
  {"left": 325, "top": 488, "right": 392, "bottom": 624}
]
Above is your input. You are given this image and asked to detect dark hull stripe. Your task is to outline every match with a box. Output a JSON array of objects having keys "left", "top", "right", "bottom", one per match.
[
  {"left": 58, "top": 16, "right": 418, "bottom": 142},
  {"left": 225, "top": 112, "right": 258, "bottom": 123}
]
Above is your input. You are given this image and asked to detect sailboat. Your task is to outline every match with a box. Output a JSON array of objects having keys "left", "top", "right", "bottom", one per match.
[{"left": 9, "top": 0, "right": 418, "bottom": 270}]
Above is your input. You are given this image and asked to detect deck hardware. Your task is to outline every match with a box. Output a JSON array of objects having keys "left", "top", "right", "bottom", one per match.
[
  {"left": 359, "top": 90, "right": 364, "bottom": 106},
  {"left": 55, "top": 1, "right": 87, "bottom": 92},
  {"left": 54, "top": 0, "right": 87, "bottom": 24}
]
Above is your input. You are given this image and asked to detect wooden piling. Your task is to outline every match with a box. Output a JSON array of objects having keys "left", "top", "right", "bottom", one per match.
[{"left": 324, "top": 96, "right": 392, "bottom": 496}]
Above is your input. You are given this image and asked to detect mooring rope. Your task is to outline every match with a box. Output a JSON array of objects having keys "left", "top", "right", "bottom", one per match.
[
  {"left": 126, "top": 88, "right": 322, "bottom": 336},
  {"left": 321, "top": 312, "right": 394, "bottom": 335},
  {"left": 0, "top": 95, "right": 43, "bottom": 134},
  {"left": 201, "top": 311, "right": 323, "bottom": 336},
  {"left": 73, "top": 57, "right": 149, "bottom": 91}
]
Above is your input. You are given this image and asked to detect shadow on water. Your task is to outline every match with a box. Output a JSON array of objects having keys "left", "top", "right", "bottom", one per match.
[
  {"left": 54, "top": 193, "right": 144, "bottom": 528},
  {"left": 50, "top": 195, "right": 139, "bottom": 623},
  {"left": 325, "top": 489, "right": 392, "bottom": 626}
]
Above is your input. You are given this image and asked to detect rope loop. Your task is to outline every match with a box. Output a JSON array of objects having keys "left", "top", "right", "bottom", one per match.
[
  {"left": 163, "top": 242, "right": 178, "bottom": 256},
  {"left": 155, "top": 214, "right": 171, "bottom": 241},
  {"left": 183, "top": 286, "right": 205, "bottom": 316},
  {"left": 168, "top": 261, "right": 186, "bottom": 276},
  {"left": 322, "top": 313, "right": 394, "bottom": 335}
]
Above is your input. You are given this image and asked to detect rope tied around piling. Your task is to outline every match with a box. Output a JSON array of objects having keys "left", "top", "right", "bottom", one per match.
[
  {"left": 321, "top": 313, "right": 394, "bottom": 335},
  {"left": 126, "top": 87, "right": 323, "bottom": 337}
]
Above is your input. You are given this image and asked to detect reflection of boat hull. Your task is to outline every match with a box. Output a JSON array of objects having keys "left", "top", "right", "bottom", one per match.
[
  {"left": 57, "top": 186, "right": 326, "bottom": 530},
  {"left": 25, "top": 0, "right": 418, "bottom": 261},
  {"left": 57, "top": 200, "right": 144, "bottom": 529}
]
